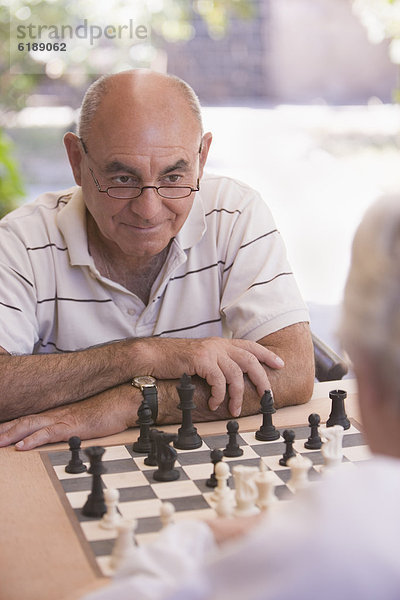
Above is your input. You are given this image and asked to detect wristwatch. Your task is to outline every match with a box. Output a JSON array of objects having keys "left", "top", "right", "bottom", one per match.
[{"left": 132, "top": 376, "right": 158, "bottom": 423}]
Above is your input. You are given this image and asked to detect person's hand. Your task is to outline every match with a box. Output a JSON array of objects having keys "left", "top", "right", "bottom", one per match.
[
  {"left": 0, "top": 387, "right": 133, "bottom": 450},
  {"left": 142, "top": 337, "right": 284, "bottom": 416},
  {"left": 206, "top": 513, "right": 263, "bottom": 545}
]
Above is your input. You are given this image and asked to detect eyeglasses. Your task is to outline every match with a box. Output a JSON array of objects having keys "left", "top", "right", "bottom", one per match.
[{"left": 79, "top": 138, "right": 200, "bottom": 200}]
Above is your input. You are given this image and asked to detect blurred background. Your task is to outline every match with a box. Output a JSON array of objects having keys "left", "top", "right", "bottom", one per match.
[{"left": 1, "top": 0, "right": 400, "bottom": 357}]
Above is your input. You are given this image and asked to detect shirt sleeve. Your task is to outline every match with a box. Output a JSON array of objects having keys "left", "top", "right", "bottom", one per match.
[
  {"left": 220, "top": 189, "right": 309, "bottom": 341},
  {"left": 0, "top": 225, "right": 39, "bottom": 354},
  {"left": 81, "top": 521, "right": 217, "bottom": 600}
]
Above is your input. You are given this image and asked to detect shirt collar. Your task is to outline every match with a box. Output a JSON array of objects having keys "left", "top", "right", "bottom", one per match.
[
  {"left": 56, "top": 187, "right": 92, "bottom": 267},
  {"left": 174, "top": 189, "right": 207, "bottom": 251}
]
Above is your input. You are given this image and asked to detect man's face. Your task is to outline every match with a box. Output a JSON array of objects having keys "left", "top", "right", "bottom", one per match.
[
  {"left": 81, "top": 135, "right": 202, "bottom": 258},
  {"left": 69, "top": 76, "right": 211, "bottom": 260}
]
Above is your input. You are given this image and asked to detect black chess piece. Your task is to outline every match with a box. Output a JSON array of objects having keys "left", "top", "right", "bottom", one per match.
[
  {"left": 327, "top": 389, "right": 350, "bottom": 430},
  {"left": 304, "top": 413, "right": 322, "bottom": 450},
  {"left": 279, "top": 429, "right": 296, "bottom": 466},
  {"left": 144, "top": 429, "right": 159, "bottom": 466},
  {"left": 174, "top": 373, "right": 202, "bottom": 450},
  {"left": 82, "top": 446, "right": 107, "bottom": 517},
  {"left": 223, "top": 420, "right": 244, "bottom": 457},
  {"left": 65, "top": 436, "right": 87, "bottom": 474},
  {"left": 154, "top": 432, "right": 180, "bottom": 482},
  {"left": 206, "top": 448, "right": 224, "bottom": 488},
  {"left": 255, "top": 390, "right": 280, "bottom": 441},
  {"left": 132, "top": 401, "right": 153, "bottom": 453}
]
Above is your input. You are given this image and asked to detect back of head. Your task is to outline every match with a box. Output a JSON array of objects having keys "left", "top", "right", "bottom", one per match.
[{"left": 340, "top": 196, "right": 400, "bottom": 400}]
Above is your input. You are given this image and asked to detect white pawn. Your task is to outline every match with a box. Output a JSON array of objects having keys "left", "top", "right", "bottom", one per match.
[
  {"left": 287, "top": 454, "right": 312, "bottom": 493},
  {"left": 100, "top": 488, "right": 121, "bottom": 530},
  {"left": 160, "top": 501, "right": 175, "bottom": 528},
  {"left": 254, "top": 460, "right": 278, "bottom": 511},
  {"left": 109, "top": 519, "right": 138, "bottom": 573},
  {"left": 233, "top": 465, "right": 260, "bottom": 517},
  {"left": 213, "top": 461, "right": 234, "bottom": 517},
  {"left": 321, "top": 425, "right": 344, "bottom": 469}
]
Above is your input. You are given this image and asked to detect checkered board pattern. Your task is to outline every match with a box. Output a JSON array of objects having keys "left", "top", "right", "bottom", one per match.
[{"left": 41, "top": 420, "right": 371, "bottom": 577}]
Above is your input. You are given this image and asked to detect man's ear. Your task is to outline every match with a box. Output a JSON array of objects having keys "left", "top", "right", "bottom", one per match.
[
  {"left": 198, "top": 131, "right": 212, "bottom": 179},
  {"left": 64, "top": 132, "right": 84, "bottom": 186}
]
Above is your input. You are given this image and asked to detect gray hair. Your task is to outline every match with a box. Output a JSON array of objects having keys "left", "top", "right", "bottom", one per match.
[
  {"left": 77, "top": 71, "right": 203, "bottom": 143},
  {"left": 339, "top": 195, "right": 400, "bottom": 397}
]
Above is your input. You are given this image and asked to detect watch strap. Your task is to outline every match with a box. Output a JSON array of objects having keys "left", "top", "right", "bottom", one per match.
[{"left": 142, "top": 385, "right": 158, "bottom": 423}]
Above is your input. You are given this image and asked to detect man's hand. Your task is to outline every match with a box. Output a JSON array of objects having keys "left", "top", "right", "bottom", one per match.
[
  {"left": 142, "top": 337, "right": 284, "bottom": 417},
  {"left": 206, "top": 513, "right": 263, "bottom": 545},
  {"left": 0, "top": 384, "right": 136, "bottom": 451}
]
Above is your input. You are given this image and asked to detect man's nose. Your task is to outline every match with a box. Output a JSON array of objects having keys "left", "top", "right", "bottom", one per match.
[{"left": 128, "top": 187, "right": 163, "bottom": 220}]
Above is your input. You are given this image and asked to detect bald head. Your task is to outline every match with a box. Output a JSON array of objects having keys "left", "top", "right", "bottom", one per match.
[{"left": 78, "top": 70, "right": 203, "bottom": 145}]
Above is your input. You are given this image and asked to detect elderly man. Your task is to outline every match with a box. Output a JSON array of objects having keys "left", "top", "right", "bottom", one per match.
[{"left": 0, "top": 70, "right": 313, "bottom": 450}]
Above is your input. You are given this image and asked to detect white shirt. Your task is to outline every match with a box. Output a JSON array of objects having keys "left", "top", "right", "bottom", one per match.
[
  {"left": 0, "top": 173, "right": 308, "bottom": 354},
  {"left": 83, "top": 456, "right": 400, "bottom": 600}
]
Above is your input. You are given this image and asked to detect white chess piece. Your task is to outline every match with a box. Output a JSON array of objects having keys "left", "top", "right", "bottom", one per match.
[
  {"left": 213, "top": 461, "right": 234, "bottom": 517},
  {"left": 160, "top": 501, "right": 175, "bottom": 528},
  {"left": 233, "top": 464, "right": 260, "bottom": 517},
  {"left": 100, "top": 488, "right": 121, "bottom": 530},
  {"left": 254, "top": 460, "right": 278, "bottom": 511},
  {"left": 321, "top": 425, "right": 344, "bottom": 469},
  {"left": 287, "top": 454, "right": 312, "bottom": 493},
  {"left": 109, "top": 519, "right": 138, "bottom": 572}
]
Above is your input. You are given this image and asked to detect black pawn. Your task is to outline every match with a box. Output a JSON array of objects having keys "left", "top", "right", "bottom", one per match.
[
  {"left": 174, "top": 373, "right": 202, "bottom": 450},
  {"left": 206, "top": 448, "right": 224, "bottom": 488},
  {"left": 223, "top": 420, "right": 244, "bottom": 457},
  {"left": 65, "top": 436, "right": 87, "bottom": 474},
  {"left": 153, "top": 432, "right": 180, "bottom": 482},
  {"left": 144, "top": 429, "right": 159, "bottom": 466},
  {"left": 255, "top": 390, "right": 280, "bottom": 441},
  {"left": 304, "top": 413, "right": 322, "bottom": 450},
  {"left": 279, "top": 429, "right": 296, "bottom": 466},
  {"left": 132, "top": 401, "right": 153, "bottom": 453},
  {"left": 327, "top": 389, "right": 350, "bottom": 430},
  {"left": 82, "top": 446, "right": 107, "bottom": 518}
]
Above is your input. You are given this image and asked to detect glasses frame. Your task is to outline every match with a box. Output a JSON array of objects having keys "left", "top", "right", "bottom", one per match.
[{"left": 79, "top": 138, "right": 200, "bottom": 200}]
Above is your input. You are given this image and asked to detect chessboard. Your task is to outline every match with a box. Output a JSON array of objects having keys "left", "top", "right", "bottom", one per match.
[{"left": 40, "top": 418, "right": 371, "bottom": 578}]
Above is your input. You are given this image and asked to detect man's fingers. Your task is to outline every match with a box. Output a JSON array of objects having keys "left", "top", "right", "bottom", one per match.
[
  {"left": 231, "top": 339, "right": 284, "bottom": 369},
  {"left": 227, "top": 347, "right": 271, "bottom": 400},
  {"left": 204, "top": 366, "right": 228, "bottom": 412},
  {"left": 242, "top": 356, "right": 272, "bottom": 399},
  {"left": 0, "top": 416, "right": 40, "bottom": 447},
  {"left": 221, "top": 359, "right": 245, "bottom": 417},
  {"left": 0, "top": 412, "right": 73, "bottom": 449},
  {"left": 207, "top": 358, "right": 245, "bottom": 415},
  {"left": 15, "top": 423, "right": 71, "bottom": 450}
]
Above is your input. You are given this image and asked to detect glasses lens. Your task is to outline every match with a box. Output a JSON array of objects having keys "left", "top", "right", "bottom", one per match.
[
  {"left": 158, "top": 187, "right": 192, "bottom": 199},
  {"left": 107, "top": 187, "right": 142, "bottom": 199}
]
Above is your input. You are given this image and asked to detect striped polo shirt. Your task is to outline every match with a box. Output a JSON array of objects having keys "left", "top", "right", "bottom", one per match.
[{"left": 0, "top": 173, "right": 309, "bottom": 355}]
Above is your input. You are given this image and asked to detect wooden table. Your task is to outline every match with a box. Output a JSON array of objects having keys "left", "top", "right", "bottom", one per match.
[{"left": 0, "top": 379, "right": 359, "bottom": 600}]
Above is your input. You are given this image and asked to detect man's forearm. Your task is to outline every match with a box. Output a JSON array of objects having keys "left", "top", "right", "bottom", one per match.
[
  {"left": 0, "top": 338, "right": 147, "bottom": 420},
  {"left": 0, "top": 336, "right": 314, "bottom": 450},
  {"left": 0, "top": 336, "right": 281, "bottom": 422}
]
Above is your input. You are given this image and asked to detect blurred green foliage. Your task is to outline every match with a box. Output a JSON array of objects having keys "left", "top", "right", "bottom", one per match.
[
  {"left": 1, "top": 0, "right": 256, "bottom": 110},
  {"left": 0, "top": 0, "right": 255, "bottom": 215},
  {"left": 0, "top": 128, "right": 25, "bottom": 218},
  {"left": 352, "top": 0, "right": 400, "bottom": 101}
]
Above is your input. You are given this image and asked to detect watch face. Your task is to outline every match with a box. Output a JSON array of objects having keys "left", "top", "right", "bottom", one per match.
[{"left": 134, "top": 376, "right": 156, "bottom": 387}]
